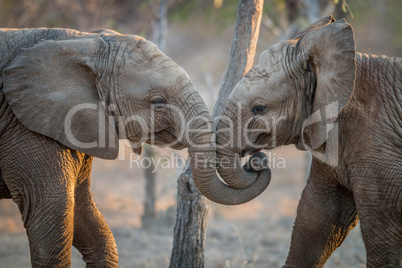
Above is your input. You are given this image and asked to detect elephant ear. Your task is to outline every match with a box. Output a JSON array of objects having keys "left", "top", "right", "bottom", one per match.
[
  {"left": 3, "top": 37, "right": 119, "bottom": 159},
  {"left": 293, "top": 15, "right": 335, "bottom": 39},
  {"left": 296, "top": 18, "right": 356, "bottom": 153}
]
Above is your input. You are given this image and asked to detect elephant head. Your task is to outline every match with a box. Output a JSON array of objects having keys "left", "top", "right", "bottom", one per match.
[
  {"left": 1, "top": 28, "right": 269, "bottom": 205},
  {"left": 3, "top": 32, "right": 192, "bottom": 157},
  {"left": 215, "top": 16, "right": 356, "bottom": 191}
]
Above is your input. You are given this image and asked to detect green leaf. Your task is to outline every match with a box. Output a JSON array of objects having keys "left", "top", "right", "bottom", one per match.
[
  {"left": 334, "top": 0, "right": 339, "bottom": 4},
  {"left": 342, "top": 2, "right": 347, "bottom": 13}
]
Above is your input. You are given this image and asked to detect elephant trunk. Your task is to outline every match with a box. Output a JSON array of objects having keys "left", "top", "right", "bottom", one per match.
[
  {"left": 216, "top": 143, "right": 260, "bottom": 188},
  {"left": 215, "top": 102, "right": 263, "bottom": 189},
  {"left": 184, "top": 93, "right": 271, "bottom": 205}
]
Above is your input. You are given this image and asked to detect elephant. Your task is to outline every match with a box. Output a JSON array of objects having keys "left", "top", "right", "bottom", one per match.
[
  {"left": 211, "top": 16, "right": 402, "bottom": 267},
  {"left": 0, "top": 28, "right": 270, "bottom": 267}
]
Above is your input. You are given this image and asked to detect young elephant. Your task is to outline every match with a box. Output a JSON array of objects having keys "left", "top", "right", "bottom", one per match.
[
  {"left": 0, "top": 28, "right": 256, "bottom": 267},
  {"left": 214, "top": 17, "right": 402, "bottom": 267}
]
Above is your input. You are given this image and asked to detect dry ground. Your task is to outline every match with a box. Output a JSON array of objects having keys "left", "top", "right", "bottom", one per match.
[{"left": 0, "top": 145, "right": 366, "bottom": 268}]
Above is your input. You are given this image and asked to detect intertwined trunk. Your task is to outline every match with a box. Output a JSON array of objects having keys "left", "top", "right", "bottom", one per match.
[
  {"left": 169, "top": 0, "right": 264, "bottom": 267},
  {"left": 215, "top": 101, "right": 262, "bottom": 189}
]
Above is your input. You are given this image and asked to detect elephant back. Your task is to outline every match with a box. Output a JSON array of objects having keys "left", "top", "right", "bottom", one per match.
[{"left": 0, "top": 28, "right": 89, "bottom": 74}]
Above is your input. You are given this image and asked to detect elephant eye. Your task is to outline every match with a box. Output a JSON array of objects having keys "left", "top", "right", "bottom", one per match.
[
  {"left": 151, "top": 98, "right": 167, "bottom": 109},
  {"left": 252, "top": 105, "right": 266, "bottom": 115}
]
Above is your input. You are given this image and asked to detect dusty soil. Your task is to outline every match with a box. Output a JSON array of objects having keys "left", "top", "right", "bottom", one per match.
[{"left": 0, "top": 145, "right": 366, "bottom": 268}]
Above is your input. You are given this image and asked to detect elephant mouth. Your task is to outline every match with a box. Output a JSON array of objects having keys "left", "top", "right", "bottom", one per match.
[
  {"left": 240, "top": 133, "right": 271, "bottom": 157},
  {"left": 241, "top": 148, "right": 262, "bottom": 157},
  {"left": 147, "top": 128, "right": 185, "bottom": 150}
]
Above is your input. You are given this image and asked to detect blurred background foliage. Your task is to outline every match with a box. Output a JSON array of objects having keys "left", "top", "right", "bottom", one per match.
[{"left": 1, "top": 0, "right": 401, "bottom": 57}]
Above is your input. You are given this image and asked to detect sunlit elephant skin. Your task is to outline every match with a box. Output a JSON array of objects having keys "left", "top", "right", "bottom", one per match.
[
  {"left": 215, "top": 17, "right": 402, "bottom": 267},
  {"left": 0, "top": 27, "right": 266, "bottom": 267}
]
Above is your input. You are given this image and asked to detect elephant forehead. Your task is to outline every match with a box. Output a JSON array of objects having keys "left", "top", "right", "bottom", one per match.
[
  {"left": 257, "top": 44, "right": 286, "bottom": 74},
  {"left": 122, "top": 35, "right": 153, "bottom": 53},
  {"left": 120, "top": 64, "right": 192, "bottom": 98},
  {"left": 152, "top": 62, "right": 191, "bottom": 88},
  {"left": 123, "top": 34, "right": 146, "bottom": 44},
  {"left": 231, "top": 69, "right": 291, "bottom": 106},
  {"left": 230, "top": 81, "right": 254, "bottom": 105}
]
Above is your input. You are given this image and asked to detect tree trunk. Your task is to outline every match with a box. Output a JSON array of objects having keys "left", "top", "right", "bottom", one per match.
[
  {"left": 141, "top": 0, "right": 169, "bottom": 229},
  {"left": 302, "top": 0, "right": 321, "bottom": 23},
  {"left": 212, "top": 0, "right": 263, "bottom": 118},
  {"left": 169, "top": 167, "right": 209, "bottom": 268},
  {"left": 169, "top": 0, "right": 264, "bottom": 267},
  {"left": 283, "top": 0, "right": 322, "bottom": 39},
  {"left": 151, "top": 0, "right": 168, "bottom": 52},
  {"left": 141, "top": 144, "right": 157, "bottom": 228},
  {"left": 285, "top": 0, "right": 321, "bottom": 24}
]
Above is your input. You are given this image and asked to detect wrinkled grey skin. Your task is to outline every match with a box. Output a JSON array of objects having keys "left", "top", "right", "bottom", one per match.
[
  {"left": 0, "top": 28, "right": 268, "bottom": 267},
  {"left": 215, "top": 17, "right": 402, "bottom": 267}
]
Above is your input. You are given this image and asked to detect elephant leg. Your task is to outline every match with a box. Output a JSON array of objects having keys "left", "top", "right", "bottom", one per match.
[
  {"left": 72, "top": 155, "right": 118, "bottom": 267},
  {"left": 0, "top": 168, "right": 12, "bottom": 199},
  {"left": 354, "top": 178, "right": 402, "bottom": 267},
  {"left": 2, "top": 162, "right": 76, "bottom": 267},
  {"left": 0, "top": 127, "right": 84, "bottom": 267},
  {"left": 284, "top": 164, "right": 358, "bottom": 268}
]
